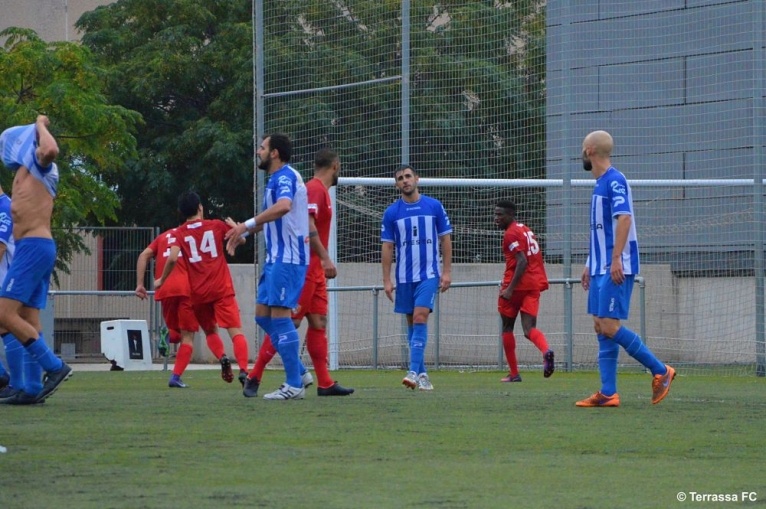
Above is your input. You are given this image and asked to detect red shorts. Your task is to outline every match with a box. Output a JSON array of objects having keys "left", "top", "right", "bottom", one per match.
[
  {"left": 161, "top": 295, "right": 199, "bottom": 333},
  {"left": 193, "top": 295, "right": 242, "bottom": 332},
  {"left": 498, "top": 290, "right": 541, "bottom": 319},
  {"left": 291, "top": 277, "right": 328, "bottom": 320}
]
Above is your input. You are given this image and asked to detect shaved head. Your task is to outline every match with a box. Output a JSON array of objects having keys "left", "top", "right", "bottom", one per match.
[{"left": 583, "top": 130, "right": 614, "bottom": 157}]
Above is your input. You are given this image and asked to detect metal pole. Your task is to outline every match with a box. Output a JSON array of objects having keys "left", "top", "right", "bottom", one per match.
[
  {"left": 753, "top": 0, "right": 766, "bottom": 376},
  {"left": 433, "top": 292, "right": 440, "bottom": 369},
  {"left": 328, "top": 187, "right": 339, "bottom": 370},
  {"left": 253, "top": 0, "right": 265, "bottom": 346},
  {"left": 401, "top": 0, "right": 410, "bottom": 165},
  {"left": 561, "top": 0, "right": 575, "bottom": 373},
  {"left": 372, "top": 288, "right": 379, "bottom": 369}
]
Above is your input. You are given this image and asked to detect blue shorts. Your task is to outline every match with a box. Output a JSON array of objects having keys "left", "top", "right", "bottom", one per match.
[
  {"left": 257, "top": 262, "right": 307, "bottom": 310},
  {"left": 394, "top": 278, "right": 439, "bottom": 315},
  {"left": 0, "top": 237, "right": 56, "bottom": 309},
  {"left": 587, "top": 274, "right": 634, "bottom": 320}
]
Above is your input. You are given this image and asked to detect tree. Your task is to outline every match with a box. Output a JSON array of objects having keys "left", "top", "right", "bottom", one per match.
[
  {"left": 77, "top": 0, "right": 255, "bottom": 238},
  {"left": 0, "top": 27, "right": 141, "bottom": 278}
]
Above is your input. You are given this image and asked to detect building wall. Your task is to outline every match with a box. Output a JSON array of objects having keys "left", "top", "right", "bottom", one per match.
[{"left": 0, "top": 0, "right": 112, "bottom": 41}]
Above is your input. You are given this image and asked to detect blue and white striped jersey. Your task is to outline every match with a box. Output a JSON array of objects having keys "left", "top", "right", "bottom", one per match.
[
  {"left": 0, "top": 124, "right": 59, "bottom": 197},
  {"left": 0, "top": 194, "right": 14, "bottom": 282},
  {"left": 381, "top": 195, "right": 452, "bottom": 284},
  {"left": 263, "top": 164, "right": 310, "bottom": 265},
  {"left": 587, "top": 167, "right": 640, "bottom": 276}
]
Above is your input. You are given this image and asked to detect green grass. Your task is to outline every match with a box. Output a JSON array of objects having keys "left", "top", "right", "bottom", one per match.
[{"left": 1, "top": 369, "right": 764, "bottom": 509}]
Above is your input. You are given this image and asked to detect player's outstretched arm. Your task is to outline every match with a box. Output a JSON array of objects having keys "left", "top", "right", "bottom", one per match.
[{"left": 135, "top": 247, "right": 154, "bottom": 300}]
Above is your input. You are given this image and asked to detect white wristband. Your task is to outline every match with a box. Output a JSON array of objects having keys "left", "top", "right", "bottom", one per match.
[{"left": 244, "top": 217, "right": 257, "bottom": 230}]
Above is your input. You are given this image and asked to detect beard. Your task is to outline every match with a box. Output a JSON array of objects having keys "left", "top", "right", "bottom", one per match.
[
  {"left": 257, "top": 155, "right": 270, "bottom": 171},
  {"left": 582, "top": 156, "right": 592, "bottom": 172}
]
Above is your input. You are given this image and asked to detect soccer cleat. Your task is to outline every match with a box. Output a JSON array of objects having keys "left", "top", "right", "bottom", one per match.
[
  {"left": 168, "top": 375, "right": 188, "bottom": 388},
  {"left": 543, "top": 350, "right": 555, "bottom": 378},
  {"left": 0, "top": 373, "right": 9, "bottom": 390},
  {"left": 243, "top": 376, "right": 261, "bottom": 398},
  {"left": 0, "top": 389, "right": 43, "bottom": 405},
  {"left": 651, "top": 364, "right": 676, "bottom": 404},
  {"left": 0, "top": 385, "right": 17, "bottom": 398},
  {"left": 301, "top": 370, "right": 314, "bottom": 388},
  {"left": 219, "top": 355, "right": 234, "bottom": 383},
  {"left": 263, "top": 384, "right": 305, "bottom": 400},
  {"left": 402, "top": 371, "right": 418, "bottom": 390},
  {"left": 500, "top": 373, "right": 522, "bottom": 382},
  {"left": 318, "top": 381, "right": 355, "bottom": 396},
  {"left": 417, "top": 373, "right": 434, "bottom": 391},
  {"left": 238, "top": 370, "right": 248, "bottom": 387},
  {"left": 575, "top": 391, "right": 620, "bottom": 407},
  {"left": 36, "top": 363, "right": 73, "bottom": 402}
]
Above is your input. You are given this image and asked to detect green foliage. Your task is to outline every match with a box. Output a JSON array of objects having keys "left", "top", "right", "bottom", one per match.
[
  {"left": 77, "top": 0, "right": 255, "bottom": 238},
  {"left": 1, "top": 370, "right": 762, "bottom": 508},
  {"left": 0, "top": 27, "right": 141, "bottom": 278}
]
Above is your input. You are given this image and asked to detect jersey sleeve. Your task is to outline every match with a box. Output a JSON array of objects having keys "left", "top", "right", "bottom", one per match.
[
  {"left": 307, "top": 183, "right": 322, "bottom": 219},
  {"left": 275, "top": 173, "right": 296, "bottom": 202},
  {"left": 0, "top": 203, "right": 12, "bottom": 246},
  {"left": 505, "top": 228, "right": 526, "bottom": 255},
  {"left": 381, "top": 205, "right": 395, "bottom": 243},
  {"left": 434, "top": 200, "right": 453, "bottom": 236},
  {"left": 608, "top": 172, "right": 632, "bottom": 216}
]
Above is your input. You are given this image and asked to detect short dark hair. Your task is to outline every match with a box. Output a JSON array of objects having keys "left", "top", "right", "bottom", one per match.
[
  {"left": 265, "top": 132, "right": 292, "bottom": 162},
  {"left": 315, "top": 147, "right": 338, "bottom": 169},
  {"left": 496, "top": 199, "right": 516, "bottom": 216},
  {"left": 178, "top": 191, "right": 201, "bottom": 219},
  {"left": 394, "top": 164, "right": 417, "bottom": 177}
]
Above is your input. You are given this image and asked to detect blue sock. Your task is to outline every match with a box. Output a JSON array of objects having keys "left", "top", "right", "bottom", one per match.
[
  {"left": 271, "top": 317, "right": 302, "bottom": 388},
  {"left": 3, "top": 333, "right": 26, "bottom": 388},
  {"left": 23, "top": 348, "right": 43, "bottom": 395},
  {"left": 409, "top": 323, "right": 427, "bottom": 374},
  {"left": 255, "top": 315, "right": 273, "bottom": 336},
  {"left": 598, "top": 334, "right": 619, "bottom": 396},
  {"left": 23, "top": 335, "right": 64, "bottom": 373},
  {"left": 0, "top": 358, "right": 7, "bottom": 379},
  {"left": 612, "top": 326, "right": 666, "bottom": 376}
]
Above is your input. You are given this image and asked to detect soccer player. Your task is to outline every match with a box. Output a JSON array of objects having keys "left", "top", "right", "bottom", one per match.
[
  {"left": 494, "top": 199, "right": 554, "bottom": 382},
  {"left": 577, "top": 130, "right": 676, "bottom": 407},
  {"left": 136, "top": 227, "right": 200, "bottom": 388},
  {"left": 381, "top": 164, "right": 452, "bottom": 391},
  {"left": 0, "top": 115, "right": 72, "bottom": 404},
  {"left": 225, "top": 133, "right": 310, "bottom": 400},
  {"left": 0, "top": 185, "right": 43, "bottom": 401},
  {"left": 155, "top": 192, "right": 249, "bottom": 385},
  {"left": 240, "top": 148, "right": 354, "bottom": 398}
]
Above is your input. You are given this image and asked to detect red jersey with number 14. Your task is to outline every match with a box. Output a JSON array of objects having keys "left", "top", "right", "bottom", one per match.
[
  {"left": 169, "top": 219, "right": 235, "bottom": 304},
  {"left": 306, "top": 178, "right": 331, "bottom": 282},
  {"left": 149, "top": 228, "right": 191, "bottom": 301},
  {"left": 502, "top": 222, "right": 549, "bottom": 292}
]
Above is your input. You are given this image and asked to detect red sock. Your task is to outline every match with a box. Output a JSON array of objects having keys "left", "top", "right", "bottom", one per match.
[
  {"left": 205, "top": 332, "right": 225, "bottom": 360},
  {"left": 249, "top": 335, "right": 276, "bottom": 381},
  {"left": 231, "top": 333, "right": 249, "bottom": 372},
  {"left": 173, "top": 343, "right": 193, "bottom": 376},
  {"left": 527, "top": 328, "right": 550, "bottom": 354},
  {"left": 502, "top": 332, "right": 519, "bottom": 376},
  {"left": 306, "top": 328, "right": 333, "bottom": 388}
]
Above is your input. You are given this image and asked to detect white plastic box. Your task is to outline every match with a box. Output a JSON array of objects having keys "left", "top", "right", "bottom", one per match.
[{"left": 100, "top": 320, "right": 152, "bottom": 371}]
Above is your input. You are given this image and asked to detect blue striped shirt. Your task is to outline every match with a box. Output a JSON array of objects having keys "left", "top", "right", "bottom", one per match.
[
  {"left": 381, "top": 195, "right": 452, "bottom": 284},
  {"left": 587, "top": 167, "right": 640, "bottom": 276},
  {"left": 263, "top": 164, "right": 310, "bottom": 265},
  {"left": 0, "top": 194, "right": 13, "bottom": 283},
  {"left": 0, "top": 124, "right": 59, "bottom": 197}
]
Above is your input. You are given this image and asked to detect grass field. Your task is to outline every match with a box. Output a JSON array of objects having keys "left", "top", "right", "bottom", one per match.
[{"left": 1, "top": 368, "right": 764, "bottom": 509}]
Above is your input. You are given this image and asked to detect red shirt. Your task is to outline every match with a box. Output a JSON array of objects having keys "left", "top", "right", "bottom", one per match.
[
  {"left": 169, "top": 218, "right": 235, "bottom": 304},
  {"left": 306, "top": 178, "right": 331, "bottom": 281},
  {"left": 502, "top": 222, "right": 549, "bottom": 292},
  {"left": 149, "top": 228, "right": 190, "bottom": 300}
]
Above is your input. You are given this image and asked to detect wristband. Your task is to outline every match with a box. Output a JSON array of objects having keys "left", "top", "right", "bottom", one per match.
[{"left": 244, "top": 217, "right": 257, "bottom": 230}]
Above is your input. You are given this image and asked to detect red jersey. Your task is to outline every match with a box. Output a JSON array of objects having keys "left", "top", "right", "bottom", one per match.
[
  {"left": 306, "top": 178, "right": 331, "bottom": 281},
  {"left": 501, "top": 222, "right": 549, "bottom": 292},
  {"left": 169, "top": 218, "right": 235, "bottom": 304},
  {"left": 149, "top": 228, "right": 190, "bottom": 300}
]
